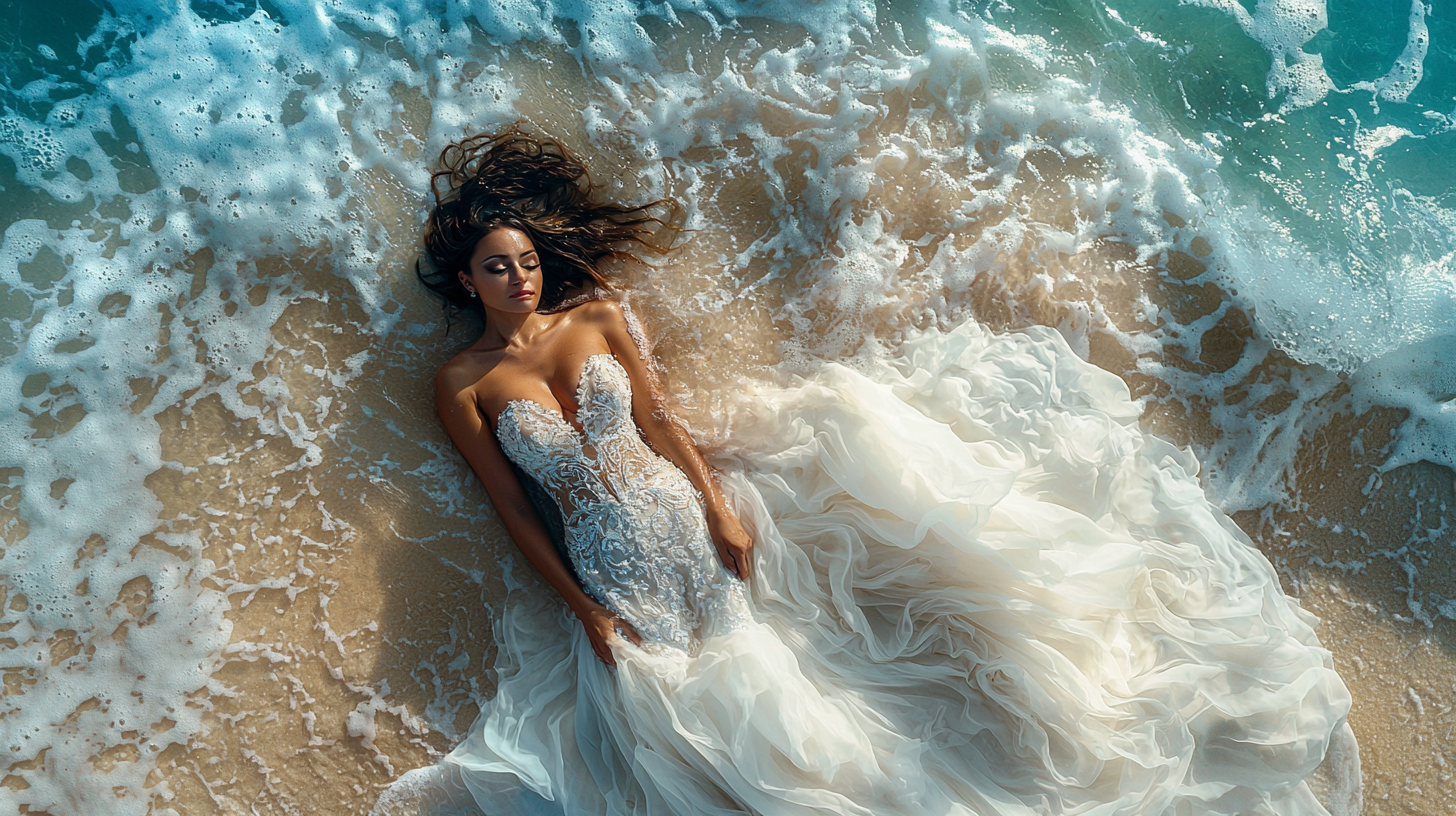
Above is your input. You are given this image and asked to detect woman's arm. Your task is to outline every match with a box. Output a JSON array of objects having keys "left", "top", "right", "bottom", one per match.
[
  {"left": 585, "top": 300, "right": 755, "bottom": 579},
  {"left": 435, "top": 362, "right": 641, "bottom": 664}
]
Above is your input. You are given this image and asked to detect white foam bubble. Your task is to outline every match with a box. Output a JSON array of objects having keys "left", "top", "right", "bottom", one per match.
[
  {"left": 1353, "top": 123, "right": 1416, "bottom": 159},
  {"left": 1356, "top": 0, "right": 1431, "bottom": 103},
  {"left": 1183, "top": 0, "right": 1334, "bottom": 111},
  {"left": 1350, "top": 332, "right": 1456, "bottom": 472}
]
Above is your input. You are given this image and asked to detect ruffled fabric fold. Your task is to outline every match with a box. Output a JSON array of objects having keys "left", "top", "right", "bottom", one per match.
[{"left": 380, "top": 320, "right": 1352, "bottom": 816}]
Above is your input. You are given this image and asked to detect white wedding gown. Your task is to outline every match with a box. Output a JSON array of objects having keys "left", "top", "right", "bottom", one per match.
[{"left": 376, "top": 319, "right": 1354, "bottom": 816}]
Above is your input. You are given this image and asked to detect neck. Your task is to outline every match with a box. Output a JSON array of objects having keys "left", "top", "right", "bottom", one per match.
[{"left": 480, "top": 306, "right": 545, "bottom": 351}]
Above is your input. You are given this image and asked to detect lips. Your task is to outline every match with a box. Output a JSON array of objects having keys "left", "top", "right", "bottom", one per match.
[{"left": 510, "top": 290, "right": 535, "bottom": 300}]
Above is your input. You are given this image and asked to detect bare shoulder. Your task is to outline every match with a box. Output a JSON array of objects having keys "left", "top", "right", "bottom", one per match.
[
  {"left": 568, "top": 298, "right": 637, "bottom": 345},
  {"left": 435, "top": 347, "right": 500, "bottom": 400},
  {"left": 572, "top": 297, "right": 626, "bottom": 325}
]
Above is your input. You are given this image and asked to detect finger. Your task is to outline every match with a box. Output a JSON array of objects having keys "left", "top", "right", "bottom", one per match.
[
  {"left": 723, "top": 549, "right": 742, "bottom": 579},
  {"left": 733, "top": 542, "right": 757, "bottom": 579},
  {"left": 727, "top": 546, "right": 747, "bottom": 580},
  {"left": 613, "top": 618, "right": 644, "bottom": 646},
  {"left": 716, "top": 546, "right": 739, "bottom": 578}
]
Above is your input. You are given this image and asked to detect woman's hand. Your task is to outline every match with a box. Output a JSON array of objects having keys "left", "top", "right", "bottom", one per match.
[
  {"left": 708, "top": 508, "right": 755, "bottom": 580},
  {"left": 573, "top": 600, "right": 641, "bottom": 666}
]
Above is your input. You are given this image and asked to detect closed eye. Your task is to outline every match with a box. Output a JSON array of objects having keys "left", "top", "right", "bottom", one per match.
[{"left": 484, "top": 256, "right": 541, "bottom": 274}]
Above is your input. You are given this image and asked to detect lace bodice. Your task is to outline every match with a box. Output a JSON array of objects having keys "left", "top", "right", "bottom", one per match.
[{"left": 496, "top": 353, "right": 749, "bottom": 651}]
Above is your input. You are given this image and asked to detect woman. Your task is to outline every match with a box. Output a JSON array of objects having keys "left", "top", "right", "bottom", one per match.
[
  {"left": 400, "top": 126, "right": 1355, "bottom": 816},
  {"left": 424, "top": 130, "right": 754, "bottom": 669}
]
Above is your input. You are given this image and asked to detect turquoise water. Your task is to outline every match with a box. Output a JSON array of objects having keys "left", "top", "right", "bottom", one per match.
[
  {"left": 999, "top": 0, "right": 1456, "bottom": 372},
  {"left": 1, "top": 1, "right": 1453, "bottom": 813}
]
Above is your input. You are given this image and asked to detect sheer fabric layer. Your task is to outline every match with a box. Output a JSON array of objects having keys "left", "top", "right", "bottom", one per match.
[
  {"left": 495, "top": 353, "right": 750, "bottom": 651},
  {"left": 400, "top": 320, "right": 1350, "bottom": 816}
]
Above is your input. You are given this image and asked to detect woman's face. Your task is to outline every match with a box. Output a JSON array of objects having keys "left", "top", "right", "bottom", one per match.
[{"left": 459, "top": 227, "right": 543, "bottom": 313}]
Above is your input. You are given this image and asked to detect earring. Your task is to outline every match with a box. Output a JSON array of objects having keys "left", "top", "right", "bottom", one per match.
[{"left": 468, "top": 289, "right": 477, "bottom": 298}]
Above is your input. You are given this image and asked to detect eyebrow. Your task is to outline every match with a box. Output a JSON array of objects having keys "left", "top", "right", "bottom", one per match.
[{"left": 480, "top": 250, "right": 540, "bottom": 263}]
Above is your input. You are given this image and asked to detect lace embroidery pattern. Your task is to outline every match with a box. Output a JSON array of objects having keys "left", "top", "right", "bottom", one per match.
[{"left": 497, "top": 354, "right": 749, "bottom": 652}]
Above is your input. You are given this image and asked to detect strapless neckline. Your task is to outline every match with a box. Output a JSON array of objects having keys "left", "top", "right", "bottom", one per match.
[{"left": 498, "top": 352, "right": 620, "bottom": 439}]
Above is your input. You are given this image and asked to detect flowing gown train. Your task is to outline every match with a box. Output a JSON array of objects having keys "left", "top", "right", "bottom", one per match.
[{"left": 382, "top": 318, "right": 1353, "bottom": 816}]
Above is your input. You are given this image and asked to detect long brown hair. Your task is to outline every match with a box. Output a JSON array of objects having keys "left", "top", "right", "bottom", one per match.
[{"left": 418, "top": 124, "right": 678, "bottom": 329}]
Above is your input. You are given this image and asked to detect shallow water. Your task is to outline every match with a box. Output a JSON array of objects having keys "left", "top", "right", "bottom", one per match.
[{"left": 0, "top": 1, "right": 1453, "bottom": 814}]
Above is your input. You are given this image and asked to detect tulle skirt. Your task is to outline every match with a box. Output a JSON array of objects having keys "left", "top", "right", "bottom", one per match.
[{"left": 375, "top": 321, "right": 1354, "bottom": 816}]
